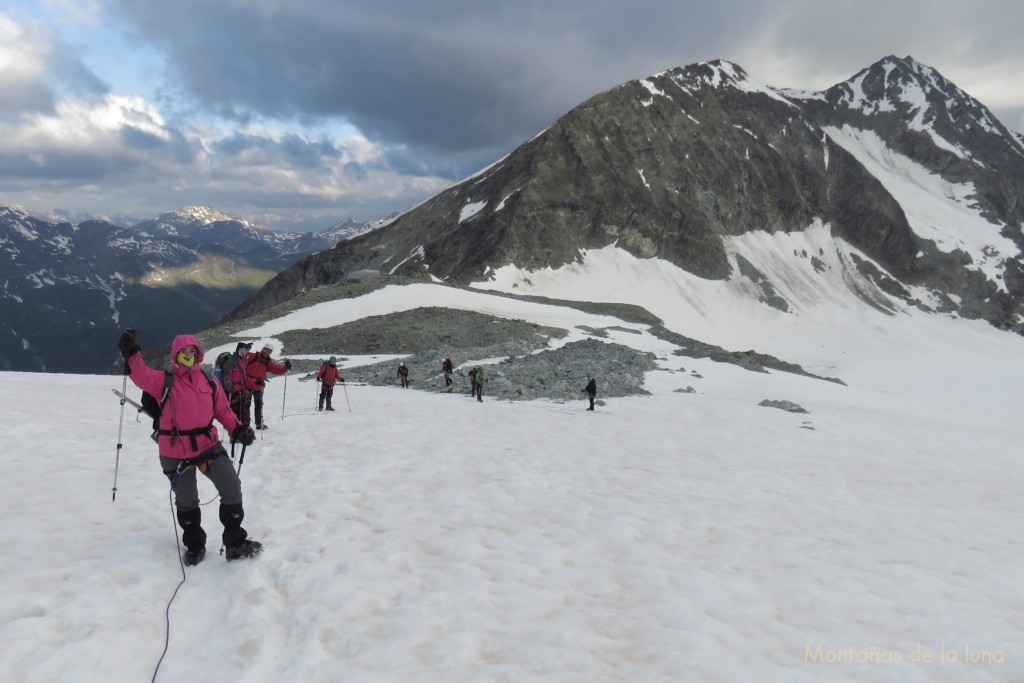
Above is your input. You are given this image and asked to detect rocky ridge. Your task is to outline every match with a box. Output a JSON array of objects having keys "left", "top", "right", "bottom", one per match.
[{"left": 195, "top": 276, "right": 841, "bottom": 402}]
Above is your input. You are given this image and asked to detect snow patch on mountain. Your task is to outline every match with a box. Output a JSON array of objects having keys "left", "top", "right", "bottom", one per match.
[
  {"left": 388, "top": 246, "right": 426, "bottom": 275},
  {"left": 459, "top": 201, "right": 487, "bottom": 222},
  {"left": 495, "top": 191, "right": 518, "bottom": 212},
  {"left": 89, "top": 275, "right": 124, "bottom": 323},
  {"left": 841, "top": 68, "right": 898, "bottom": 116},
  {"left": 3, "top": 216, "right": 39, "bottom": 242},
  {"left": 3, "top": 282, "right": 23, "bottom": 303},
  {"left": 823, "top": 125, "right": 1018, "bottom": 290},
  {"left": 470, "top": 228, "right": 922, "bottom": 377},
  {"left": 26, "top": 269, "right": 56, "bottom": 288},
  {"left": 638, "top": 78, "right": 668, "bottom": 106}
]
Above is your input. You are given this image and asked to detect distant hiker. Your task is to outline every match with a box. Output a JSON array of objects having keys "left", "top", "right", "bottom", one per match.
[
  {"left": 222, "top": 342, "right": 252, "bottom": 424},
  {"left": 245, "top": 343, "right": 291, "bottom": 429},
  {"left": 118, "top": 329, "right": 261, "bottom": 565},
  {"left": 442, "top": 357, "right": 454, "bottom": 387},
  {"left": 397, "top": 361, "right": 409, "bottom": 389},
  {"left": 316, "top": 356, "right": 344, "bottom": 411},
  {"left": 473, "top": 365, "right": 486, "bottom": 402},
  {"left": 582, "top": 375, "right": 597, "bottom": 411},
  {"left": 468, "top": 367, "right": 477, "bottom": 397}
]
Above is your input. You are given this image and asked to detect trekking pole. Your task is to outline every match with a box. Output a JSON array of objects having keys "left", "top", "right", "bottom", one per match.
[
  {"left": 237, "top": 442, "right": 248, "bottom": 476},
  {"left": 228, "top": 393, "right": 238, "bottom": 461},
  {"left": 112, "top": 367, "right": 129, "bottom": 502},
  {"left": 281, "top": 373, "right": 288, "bottom": 422},
  {"left": 342, "top": 382, "right": 351, "bottom": 413},
  {"left": 315, "top": 379, "right": 320, "bottom": 411}
]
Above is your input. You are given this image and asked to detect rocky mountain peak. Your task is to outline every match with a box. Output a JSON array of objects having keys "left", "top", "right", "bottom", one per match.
[
  {"left": 673, "top": 59, "right": 760, "bottom": 92},
  {"left": 636, "top": 59, "right": 797, "bottom": 110},
  {"left": 823, "top": 55, "right": 1023, "bottom": 159},
  {"left": 1, "top": 204, "right": 31, "bottom": 221},
  {"left": 166, "top": 205, "right": 239, "bottom": 226}
]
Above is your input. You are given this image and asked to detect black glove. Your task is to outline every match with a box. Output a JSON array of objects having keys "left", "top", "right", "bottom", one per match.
[
  {"left": 283, "top": 359, "right": 292, "bottom": 370},
  {"left": 118, "top": 328, "right": 140, "bottom": 358},
  {"left": 340, "top": 377, "right": 344, "bottom": 383},
  {"left": 232, "top": 424, "right": 256, "bottom": 446}
]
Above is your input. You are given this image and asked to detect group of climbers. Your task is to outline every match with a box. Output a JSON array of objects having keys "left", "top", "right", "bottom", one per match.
[{"left": 116, "top": 328, "right": 600, "bottom": 568}]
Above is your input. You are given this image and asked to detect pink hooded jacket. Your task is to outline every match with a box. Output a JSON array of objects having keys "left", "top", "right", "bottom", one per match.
[{"left": 127, "top": 334, "right": 243, "bottom": 460}]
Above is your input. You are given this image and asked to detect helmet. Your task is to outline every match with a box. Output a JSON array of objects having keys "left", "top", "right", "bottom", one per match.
[
  {"left": 400, "top": 361, "right": 405, "bottom": 366},
  {"left": 262, "top": 343, "right": 274, "bottom": 352},
  {"left": 329, "top": 356, "right": 337, "bottom": 363}
]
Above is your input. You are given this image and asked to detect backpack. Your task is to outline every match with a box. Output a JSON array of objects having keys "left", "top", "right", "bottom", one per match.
[
  {"left": 140, "top": 368, "right": 219, "bottom": 446},
  {"left": 214, "top": 352, "right": 235, "bottom": 392}
]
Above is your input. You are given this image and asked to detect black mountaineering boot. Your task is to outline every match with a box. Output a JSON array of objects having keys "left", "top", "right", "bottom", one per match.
[
  {"left": 184, "top": 548, "right": 206, "bottom": 566},
  {"left": 177, "top": 508, "right": 207, "bottom": 562},
  {"left": 219, "top": 502, "right": 247, "bottom": 547},
  {"left": 220, "top": 502, "right": 263, "bottom": 561},
  {"left": 225, "top": 539, "right": 264, "bottom": 561}
]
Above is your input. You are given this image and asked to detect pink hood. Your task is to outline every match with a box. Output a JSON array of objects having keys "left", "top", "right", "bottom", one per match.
[{"left": 171, "top": 334, "right": 205, "bottom": 365}]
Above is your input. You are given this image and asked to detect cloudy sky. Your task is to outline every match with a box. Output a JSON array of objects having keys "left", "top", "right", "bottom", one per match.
[{"left": 1, "top": 0, "right": 1022, "bottom": 231}]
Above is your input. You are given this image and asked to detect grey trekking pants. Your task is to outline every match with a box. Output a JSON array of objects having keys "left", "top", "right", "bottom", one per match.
[{"left": 160, "top": 444, "right": 243, "bottom": 510}]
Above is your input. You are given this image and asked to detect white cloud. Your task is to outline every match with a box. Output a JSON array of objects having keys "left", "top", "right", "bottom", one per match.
[
  {"left": 2, "top": 94, "right": 167, "bottom": 152},
  {"left": 0, "top": 13, "right": 57, "bottom": 113}
]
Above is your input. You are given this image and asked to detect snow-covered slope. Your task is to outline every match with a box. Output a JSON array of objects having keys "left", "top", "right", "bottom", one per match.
[{"left": 2, "top": 279, "right": 1021, "bottom": 682}]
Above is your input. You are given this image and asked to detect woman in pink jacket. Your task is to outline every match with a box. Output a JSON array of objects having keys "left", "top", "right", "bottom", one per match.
[{"left": 119, "top": 329, "right": 262, "bottom": 566}]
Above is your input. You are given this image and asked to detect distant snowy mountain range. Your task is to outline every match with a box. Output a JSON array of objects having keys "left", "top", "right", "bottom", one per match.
[{"left": 0, "top": 205, "right": 376, "bottom": 372}]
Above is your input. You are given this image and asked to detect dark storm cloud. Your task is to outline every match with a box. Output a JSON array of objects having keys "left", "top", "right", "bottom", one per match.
[
  {"left": 342, "top": 160, "right": 368, "bottom": 181},
  {"left": 212, "top": 132, "right": 342, "bottom": 169},
  {"left": 117, "top": 126, "right": 199, "bottom": 166},
  {"left": 119, "top": 125, "right": 168, "bottom": 151},
  {"left": 0, "top": 149, "right": 133, "bottom": 181},
  {"left": 0, "top": 124, "right": 200, "bottom": 183},
  {"left": 378, "top": 145, "right": 473, "bottom": 181},
  {"left": 105, "top": 0, "right": 1024, "bottom": 163},
  {"left": 103, "top": 0, "right": 748, "bottom": 166}
]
